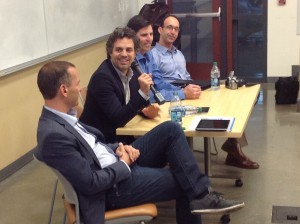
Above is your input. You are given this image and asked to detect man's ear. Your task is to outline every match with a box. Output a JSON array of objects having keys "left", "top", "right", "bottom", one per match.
[
  {"left": 60, "top": 85, "right": 68, "bottom": 96},
  {"left": 158, "top": 26, "right": 162, "bottom": 34}
]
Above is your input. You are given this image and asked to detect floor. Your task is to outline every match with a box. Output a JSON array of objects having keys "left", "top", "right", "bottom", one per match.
[{"left": 1, "top": 83, "right": 300, "bottom": 224}]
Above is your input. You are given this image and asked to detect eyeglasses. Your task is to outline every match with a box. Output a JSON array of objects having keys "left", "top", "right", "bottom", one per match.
[{"left": 163, "top": 25, "right": 180, "bottom": 32}]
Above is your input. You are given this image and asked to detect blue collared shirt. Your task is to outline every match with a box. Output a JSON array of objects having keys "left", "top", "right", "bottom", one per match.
[
  {"left": 151, "top": 42, "right": 192, "bottom": 82},
  {"left": 136, "top": 51, "right": 185, "bottom": 102}
]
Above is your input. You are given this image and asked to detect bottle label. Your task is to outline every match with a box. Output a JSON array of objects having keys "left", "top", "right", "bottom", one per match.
[
  {"left": 211, "top": 78, "right": 219, "bottom": 86},
  {"left": 170, "top": 107, "right": 182, "bottom": 124},
  {"left": 211, "top": 77, "right": 220, "bottom": 90}
]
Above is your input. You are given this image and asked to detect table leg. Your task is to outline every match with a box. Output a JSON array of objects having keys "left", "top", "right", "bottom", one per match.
[
  {"left": 203, "top": 137, "right": 243, "bottom": 186},
  {"left": 204, "top": 137, "right": 211, "bottom": 176}
]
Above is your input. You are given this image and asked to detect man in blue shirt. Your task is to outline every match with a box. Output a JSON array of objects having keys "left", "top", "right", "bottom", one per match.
[
  {"left": 151, "top": 14, "right": 259, "bottom": 169},
  {"left": 151, "top": 18, "right": 191, "bottom": 83},
  {"left": 127, "top": 15, "right": 201, "bottom": 102}
]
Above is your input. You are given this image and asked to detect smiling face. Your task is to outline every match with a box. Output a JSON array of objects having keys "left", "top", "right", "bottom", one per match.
[
  {"left": 136, "top": 25, "right": 153, "bottom": 54},
  {"left": 158, "top": 16, "right": 180, "bottom": 48},
  {"left": 110, "top": 37, "right": 136, "bottom": 74}
]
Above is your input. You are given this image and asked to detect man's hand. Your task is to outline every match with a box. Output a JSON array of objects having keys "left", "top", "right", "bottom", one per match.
[
  {"left": 142, "top": 104, "right": 160, "bottom": 119},
  {"left": 116, "top": 143, "right": 140, "bottom": 165},
  {"left": 138, "top": 73, "right": 154, "bottom": 95},
  {"left": 124, "top": 145, "right": 140, "bottom": 162},
  {"left": 183, "top": 84, "right": 201, "bottom": 99},
  {"left": 116, "top": 143, "right": 132, "bottom": 166}
]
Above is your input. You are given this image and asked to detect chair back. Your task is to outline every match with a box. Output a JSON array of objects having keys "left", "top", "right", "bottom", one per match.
[
  {"left": 33, "top": 155, "right": 81, "bottom": 224},
  {"left": 33, "top": 155, "right": 157, "bottom": 224},
  {"left": 50, "top": 167, "right": 81, "bottom": 224}
]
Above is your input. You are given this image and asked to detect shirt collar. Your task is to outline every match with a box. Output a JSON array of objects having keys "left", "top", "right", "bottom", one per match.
[
  {"left": 136, "top": 51, "right": 150, "bottom": 62},
  {"left": 44, "top": 105, "right": 78, "bottom": 127},
  {"left": 155, "top": 42, "right": 177, "bottom": 54}
]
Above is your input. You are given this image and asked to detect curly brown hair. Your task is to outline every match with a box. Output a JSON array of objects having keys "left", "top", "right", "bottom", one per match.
[{"left": 106, "top": 27, "right": 139, "bottom": 59}]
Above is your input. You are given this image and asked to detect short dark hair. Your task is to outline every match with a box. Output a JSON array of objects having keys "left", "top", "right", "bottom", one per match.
[
  {"left": 127, "top": 15, "right": 152, "bottom": 33},
  {"left": 37, "top": 61, "right": 75, "bottom": 99},
  {"left": 106, "top": 27, "right": 139, "bottom": 59},
  {"left": 160, "top": 14, "right": 180, "bottom": 27}
]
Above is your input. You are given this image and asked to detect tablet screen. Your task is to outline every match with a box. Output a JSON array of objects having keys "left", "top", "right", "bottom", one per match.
[{"left": 196, "top": 119, "right": 230, "bottom": 131}]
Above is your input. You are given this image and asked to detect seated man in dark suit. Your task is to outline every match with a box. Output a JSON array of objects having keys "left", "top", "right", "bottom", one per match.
[
  {"left": 80, "top": 27, "right": 160, "bottom": 144},
  {"left": 35, "top": 63, "right": 244, "bottom": 223}
]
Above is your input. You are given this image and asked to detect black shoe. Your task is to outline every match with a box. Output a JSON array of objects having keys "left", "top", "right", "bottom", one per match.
[{"left": 190, "top": 191, "right": 245, "bottom": 215}]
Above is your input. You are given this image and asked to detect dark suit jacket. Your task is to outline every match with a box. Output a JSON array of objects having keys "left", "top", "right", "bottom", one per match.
[
  {"left": 35, "top": 108, "right": 131, "bottom": 224},
  {"left": 80, "top": 59, "right": 149, "bottom": 143}
]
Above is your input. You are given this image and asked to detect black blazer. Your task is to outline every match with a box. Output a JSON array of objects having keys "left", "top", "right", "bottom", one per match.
[
  {"left": 80, "top": 59, "right": 149, "bottom": 143},
  {"left": 35, "top": 108, "right": 131, "bottom": 224}
]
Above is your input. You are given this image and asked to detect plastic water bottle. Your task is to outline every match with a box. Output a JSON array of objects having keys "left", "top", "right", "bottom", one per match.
[
  {"left": 211, "top": 61, "right": 220, "bottom": 90},
  {"left": 184, "top": 106, "right": 204, "bottom": 116},
  {"left": 170, "top": 92, "right": 183, "bottom": 125}
]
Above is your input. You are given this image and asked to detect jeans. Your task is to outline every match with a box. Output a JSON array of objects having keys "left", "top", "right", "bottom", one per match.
[{"left": 106, "top": 121, "right": 210, "bottom": 224}]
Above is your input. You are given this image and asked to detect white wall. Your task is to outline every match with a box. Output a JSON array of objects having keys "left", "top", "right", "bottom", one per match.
[{"left": 268, "top": 1, "right": 300, "bottom": 77}]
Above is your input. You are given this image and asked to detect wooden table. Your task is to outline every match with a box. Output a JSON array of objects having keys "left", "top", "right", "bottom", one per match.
[{"left": 117, "top": 84, "right": 261, "bottom": 177}]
